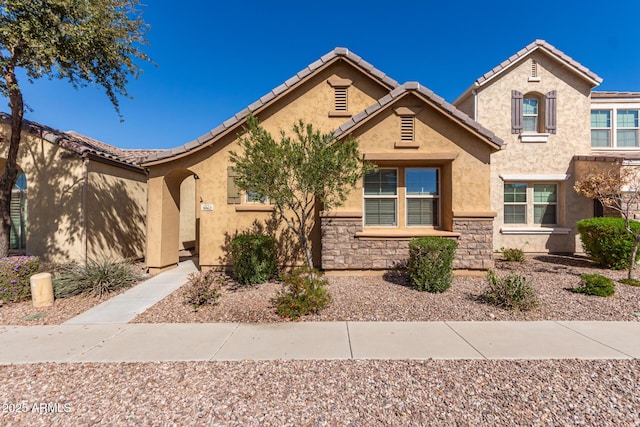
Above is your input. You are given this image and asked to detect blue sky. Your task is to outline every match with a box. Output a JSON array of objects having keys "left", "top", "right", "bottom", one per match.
[{"left": 6, "top": 0, "right": 640, "bottom": 149}]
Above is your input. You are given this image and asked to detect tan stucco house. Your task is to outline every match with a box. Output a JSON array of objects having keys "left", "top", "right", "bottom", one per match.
[{"left": 0, "top": 113, "right": 159, "bottom": 263}]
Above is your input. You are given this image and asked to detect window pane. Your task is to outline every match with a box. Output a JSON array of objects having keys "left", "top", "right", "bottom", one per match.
[
  {"left": 364, "top": 170, "right": 397, "bottom": 196},
  {"left": 364, "top": 199, "right": 396, "bottom": 226},
  {"left": 617, "top": 110, "right": 638, "bottom": 128},
  {"left": 534, "top": 204, "right": 556, "bottom": 224},
  {"left": 504, "top": 205, "right": 526, "bottom": 224},
  {"left": 523, "top": 117, "right": 537, "bottom": 132},
  {"left": 617, "top": 130, "right": 638, "bottom": 147},
  {"left": 13, "top": 173, "right": 26, "bottom": 190},
  {"left": 534, "top": 184, "right": 557, "bottom": 203},
  {"left": 504, "top": 183, "right": 526, "bottom": 203},
  {"left": 591, "top": 129, "right": 610, "bottom": 147},
  {"left": 407, "top": 198, "right": 438, "bottom": 226},
  {"left": 591, "top": 110, "right": 610, "bottom": 128},
  {"left": 406, "top": 169, "right": 438, "bottom": 196},
  {"left": 523, "top": 98, "right": 538, "bottom": 115}
]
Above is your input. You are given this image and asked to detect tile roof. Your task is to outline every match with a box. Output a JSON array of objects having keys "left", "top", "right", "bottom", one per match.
[
  {"left": 333, "top": 82, "right": 503, "bottom": 149},
  {"left": 591, "top": 91, "right": 640, "bottom": 99},
  {"left": 475, "top": 40, "right": 602, "bottom": 87},
  {"left": 142, "top": 48, "right": 400, "bottom": 165},
  {"left": 0, "top": 113, "right": 165, "bottom": 169},
  {"left": 575, "top": 152, "right": 640, "bottom": 162}
]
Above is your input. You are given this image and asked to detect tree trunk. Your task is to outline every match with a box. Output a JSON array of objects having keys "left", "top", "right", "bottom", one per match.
[
  {"left": 0, "top": 67, "right": 24, "bottom": 257},
  {"left": 629, "top": 235, "right": 640, "bottom": 280}
]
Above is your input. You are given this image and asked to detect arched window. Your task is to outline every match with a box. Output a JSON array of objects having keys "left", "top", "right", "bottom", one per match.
[{"left": 10, "top": 172, "right": 27, "bottom": 250}]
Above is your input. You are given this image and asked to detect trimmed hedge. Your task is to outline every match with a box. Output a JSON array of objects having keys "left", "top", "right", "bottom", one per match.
[
  {"left": 577, "top": 217, "right": 640, "bottom": 269},
  {"left": 231, "top": 233, "right": 277, "bottom": 285},
  {"left": 407, "top": 236, "right": 457, "bottom": 292}
]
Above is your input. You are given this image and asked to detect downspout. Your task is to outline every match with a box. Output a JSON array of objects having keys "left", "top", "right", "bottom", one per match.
[
  {"left": 472, "top": 89, "right": 478, "bottom": 121},
  {"left": 81, "top": 157, "right": 89, "bottom": 264}
]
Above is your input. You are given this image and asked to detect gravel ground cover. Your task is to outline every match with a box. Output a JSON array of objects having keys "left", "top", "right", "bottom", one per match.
[
  {"left": 1, "top": 360, "right": 638, "bottom": 426},
  {"left": 134, "top": 255, "right": 640, "bottom": 323}
]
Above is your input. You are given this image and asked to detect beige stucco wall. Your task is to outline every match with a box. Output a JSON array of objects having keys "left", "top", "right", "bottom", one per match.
[
  {"left": 333, "top": 93, "right": 494, "bottom": 227},
  {"left": 473, "top": 50, "right": 594, "bottom": 253},
  {"left": 86, "top": 161, "right": 147, "bottom": 261},
  {"left": 0, "top": 123, "right": 84, "bottom": 262},
  {"left": 145, "top": 60, "right": 394, "bottom": 271}
]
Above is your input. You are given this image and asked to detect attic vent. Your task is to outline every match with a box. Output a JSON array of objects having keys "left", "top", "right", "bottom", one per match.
[
  {"left": 401, "top": 116, "right": 414, "bottom": 141},
  {"left": 531, "top": 60, "right": 538, "bottom": 78},
  {"left": 335, "top": 87, "right": 347, "bottom": 111}
]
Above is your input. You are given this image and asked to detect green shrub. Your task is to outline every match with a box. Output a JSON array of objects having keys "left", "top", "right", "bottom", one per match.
[
  {"left": 499, "top": 247, "right": 526, "bottom": 263},
  {"left": 0, "top": 256, "right": 40, "bottom": 303},
  {"left": 182, "top": 270, "right": 221, "bottom": 312},
  {"left": 482, "top": 270, "right": 539, "bottom": 311},
  {"left": 272, "top": 267, "right": 331, "bottom": 319},
  {"left": 231, "top": 233, "right": 277, "bottom": 285},
  {"left": 573, "top": 274, "right": 615, "bottom": 297},
  {"left": 407, "top": 236, "right": 457, "bottom": 293},
  {"left": 619, "top": 278, "right": 640, "bottom": 287},
  {"left": 577, "top": 217, "right": 640, "bottom": 269},
  {"left": 53, "top": 258, "right": 141, "bottom": 298}
]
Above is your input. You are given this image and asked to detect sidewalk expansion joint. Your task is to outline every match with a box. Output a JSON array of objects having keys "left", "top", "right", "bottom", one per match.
[
  {"left": 554, "top": 321, "right": 637, "bottom": 360},
  {"left": 68, "top": 324, "right": 132, "bottom": 362},
  {"left": 444, "top": 322, "right": 487, "bottom": 360},
  {"left": 345, "top": 322, "right": 354, "bottom": 359},
  {"left": 210, "top": 323, "right": 240, "bottom": 360}
]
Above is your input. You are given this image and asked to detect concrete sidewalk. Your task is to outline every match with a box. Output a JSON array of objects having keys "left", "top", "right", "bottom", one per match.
[
  {"left": 63, "top": 260, "right": 198, "bottom": 325},
  {"left": 0, "top": 321, "right": 638, "bottom": 364}
]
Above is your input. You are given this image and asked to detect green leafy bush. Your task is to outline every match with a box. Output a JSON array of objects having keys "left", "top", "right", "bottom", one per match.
[
  {"left": 0, "top": 256, "right": 40, "bottom": 303},
  {"left": 272, "top": 267, "right": 331, "bottom": 319},
  {"left": 182, "top": 270, "right": 221, "bottom": 312},
  {"left": 482, "top": 270, "right": 539, "bottom": 311},
  {"left": 619, "top": 278, "right": 640, "bottom": 287},
  {"left": 573, "top": 274, "right": 615, "bottom": 297},
  {"left": 231, "top": 233, "right": 277, "bottom": 285},
  {"left": 407, "top": 236, "right": 457, "bottom": 293},
  {"left": 577, "top": 217, "right": 640, "bottom": 269},
  {"left": 53, "top": 258, "right": 141, "bottom": 298},
  {"left": 499, "top": 247, "right": 526, "bottom": 263}
]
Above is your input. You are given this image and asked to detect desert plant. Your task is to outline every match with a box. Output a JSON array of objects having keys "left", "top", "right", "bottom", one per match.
[
  {"left": 499, "top": 247, "right": 526, "bottom": 263},
  {"left": 53, "top": 258, "right": 141, "bottom": 298},
  {"left": 573, "top": 274, "right": 615, "bottom": 297},
  {"left": 577, "top": 217, "right": 640, "bottom": 270},
  {"left": 182, "top": 270, "right": 221, "bottom": 312},
  {"left": 0, "top": 256, "right": 39, "bottom": 303},
  {"left": 231, "top": 233, "right": 277, "bottom": 285},
  {"left": 482, "top": 270, "right": 539, "bottom": 311},
  {"left": 407, "top": 236, "right": 457, "bottom": 293},
  {"left": 272, "top": 267, "right": 331, "bottom": 319}
]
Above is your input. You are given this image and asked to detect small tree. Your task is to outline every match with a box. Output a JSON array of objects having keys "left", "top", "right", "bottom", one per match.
[
  {"left": 0, "top": 0, "right": 151, "bottom": 256},
  {"left": 574, "top": 168, "right": 640, "bottom": 279},
  {"left": 230, "top": 116, "right": 370, "bottom": 269}
]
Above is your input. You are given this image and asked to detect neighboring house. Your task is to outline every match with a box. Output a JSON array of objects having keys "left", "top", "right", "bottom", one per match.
[
  {"left": 142, "top": 49, "right": 503, "bottom": 273},
  {"left": 0, "top": 113, "right": 161, "bottom": 263},
  {"left": 454, "top": 40, "right": 603, "bottom": 254}
]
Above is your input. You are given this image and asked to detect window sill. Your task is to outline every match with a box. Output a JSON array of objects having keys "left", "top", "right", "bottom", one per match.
[
  {"left": 356, "top": 229, "right": 461, "bottom": 239},
  {"left": 520, "top": 133, "right": 549, "bottom": 143},
  {"left": 235, "top": 205, "right": 274, "bottom": 212},
  {"left": 500, "top": 227, "right": 571, "bottom": 235},
  {"left": 328, "top": 111, "right": 352, "bottom": 118}
]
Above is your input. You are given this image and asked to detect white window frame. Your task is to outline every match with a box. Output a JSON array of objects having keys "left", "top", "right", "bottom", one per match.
[
  {"left": 522, "top": 96, "right": 539, "bottom": 133},
  {"left": 244, "top": 190, "right": 268, "bottom": 204},
  {"left": 405, "top": 167, "right": 440, "bottom": 227},
  {"left": 363, "top": 168, "right": 398, "bottom": 227},
  {"left": 502, "top": 182, "right": 559, "bottom": 227},
  {"left": 591, "top": 105, "right": 640, "bottom": 149}
]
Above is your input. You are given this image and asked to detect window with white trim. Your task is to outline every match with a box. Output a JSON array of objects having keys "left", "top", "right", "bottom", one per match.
[
  {"left": 244, "top": 190, "right": 268, "bottom": 204},
  {"left": 406, "top": 168, "right": 439, "bottom": 226},
  {"left": 363, "top": 169, "right": 397, "bottom": 226},
  {"left": 591, "top": 109, "right": 640, "bottom": 148},
  {"left": 503, "top": 182, "right": 557, "bottom": 225},
  {"left": 523, "top": 97, "right": 539, "bottom": 133}
]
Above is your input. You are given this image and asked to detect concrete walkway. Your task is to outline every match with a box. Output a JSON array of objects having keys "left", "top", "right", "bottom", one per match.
[
  {"left": 0, "top": 321, "right": 639, "bottom": 364},
  {"left": 1, "top": 260, "right": 637, "bottom": 364},
  {"left": 63, "top": 260, "right": 198, "bottom": 325}
]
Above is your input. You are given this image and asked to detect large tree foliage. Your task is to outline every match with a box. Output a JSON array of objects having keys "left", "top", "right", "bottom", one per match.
[
  {"left": 230, "top": 116, "right": 371, "bottom": 269},
  {"left": 0, "top": 0, "right": 150, "bottom": 256},
  {"left": 574, "top": 168, "right": 640, "bottom": 279}
]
